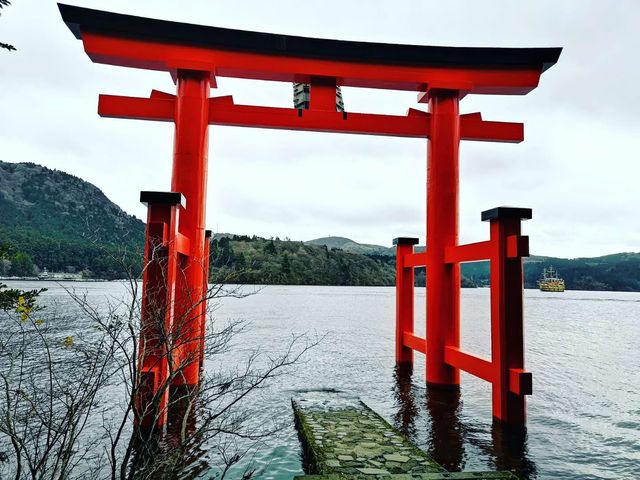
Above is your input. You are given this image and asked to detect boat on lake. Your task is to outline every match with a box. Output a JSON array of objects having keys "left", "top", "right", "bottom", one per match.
[{"left": 538, "top": 266, "right": 565, "bottom": 292}]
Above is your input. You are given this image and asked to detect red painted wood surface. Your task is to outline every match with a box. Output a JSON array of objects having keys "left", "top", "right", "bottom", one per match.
[
  {"left": 170, "top": 71, "right": 210, "bottom": 389},
  {"left": 138, "top": 198, "right": 182, "bottom": 429},
  {"left": 426, "top": 91, "right": 461, "bottom": 388}
]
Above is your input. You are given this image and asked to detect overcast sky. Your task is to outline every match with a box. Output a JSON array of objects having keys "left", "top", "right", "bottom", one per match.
[{"left": 1, "top": 1, "right": 639, "bottom": 258}]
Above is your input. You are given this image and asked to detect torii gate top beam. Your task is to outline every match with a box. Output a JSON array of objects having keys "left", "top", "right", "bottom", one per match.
[{"left": 58, "top": 4, "right": 560, "bottom": 95}]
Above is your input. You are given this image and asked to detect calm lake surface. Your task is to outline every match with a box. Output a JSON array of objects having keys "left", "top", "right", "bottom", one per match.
[{"left": 5, "top": 282, "right": 639, "bottom": 479}]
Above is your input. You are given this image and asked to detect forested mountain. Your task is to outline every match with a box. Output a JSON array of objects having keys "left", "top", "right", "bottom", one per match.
[
  {"left": 210, "top": 235, "right": 396, "bottom": 286},
  {"left": 292, "top": 237, "right": 640, "bottom": 292},
  {"left": 1, "top": 161, "right": 639, "bottom": 290},
  {"left": 0, "top": 161, "right": 144, "bottom": 279},
  {"left": 462, "top": 254, "right": 640, "bottom": 292}
]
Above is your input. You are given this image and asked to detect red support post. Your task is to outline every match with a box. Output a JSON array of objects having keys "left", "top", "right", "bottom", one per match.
[
  {"left": 171, "top": 70, "right": 211, "bottom": 388},
  {"left": 199, "top": 229, "right": 212, "bottom": 369},
  {"left": 137, "top": 191, "right": 185, "bottom": 429},
  {"left": 393, "top": 237, "right": 419, "bottom": 365},
  {"left": 484, "top": 206, "right": 532, "bottom": 426},
  {"left": 309, "top": 76, "right": 338, "bottom": 111},
  {"left": 426, "top": 90, "right": 461, "bottom": 387}
]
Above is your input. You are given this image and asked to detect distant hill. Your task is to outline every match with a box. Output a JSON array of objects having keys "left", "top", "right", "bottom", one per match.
[
  {"left": 306, "top": 236, "right": 393, "bottom": 256},
  {"left": 210, "top": 235, "right": 395, "bottom": 286},
  {"left": 463, "top": 253, "right": 640, "bottom": 292},
  {"left": 302, "top": 235, "right": 640, "bottom": 292},
  {"left": 0, "top": 161, "right": 144, "bottom": 279},
  {"left": 0, "top": 161, "right": 144, "bottom": 243},
  {"left": 1, "top": 161, "right": 639, "bottom": 290}
]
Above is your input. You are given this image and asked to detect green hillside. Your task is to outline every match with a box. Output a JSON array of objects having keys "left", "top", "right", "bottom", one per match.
[
  {"left": 462, "top": 254, "right": 640, "bottom": 292},
  {"left": 305, "top": 236, "right": 393, "bottom": 256},
  {"left": 0, "top": 161, "right": 144, "bottom": 279},
  {"left": 210, "top": 235, "right": 396, "bottom": 286},
  {"left": 279, "top": 236, "right": 640, "bottom": 292},
  {"left": 1, "top": 161, "right": 639, "bottom": 291}
]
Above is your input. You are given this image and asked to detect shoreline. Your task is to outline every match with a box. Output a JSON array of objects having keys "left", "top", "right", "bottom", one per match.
[
  {"left": 0, "top": 276, "right": 111, "bottom": 282},
  {"left": 2, "top": 278, "right": 639, "bottom": 294}
]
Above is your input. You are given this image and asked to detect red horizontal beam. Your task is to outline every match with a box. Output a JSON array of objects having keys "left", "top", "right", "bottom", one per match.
[
  {"left": 403, "top": 332, "right": 426, "bottom": 354},
  {"left": 403, "top": 252, "right": 427, "bottom": 268},
  {"left": 460, "top": 112, "right": 524, "bottom": 143},
  {"left": 98, "top": 93, "right": 431, "bottom": 137},
  {"left": 208, "top": 97, "right": 431, "bottom": 137},
  {"left": 97, "top": 94, "right": 523, "bottom": 144},
  {"left": 82, "top": 32, "right": 545, "bottom": 94},
  {"left": 175, "top": 233, "right": 190, "bottom": 257},
  {"left": 98, "top": 94, "right": 175, "bottom": 121},
  {"left": 444, "top": 346, "right": 494, "bottom": 382},
  {"left": 509, "top": 368, "right": 532, "bottom": 395},
  {"left": 444, "top": 240, "right": 492, "bottom": 264}
]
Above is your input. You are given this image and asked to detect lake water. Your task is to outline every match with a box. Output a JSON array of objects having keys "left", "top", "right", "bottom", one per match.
[{"left": 3, "top": 282, "right": 639, "bottom": 479}]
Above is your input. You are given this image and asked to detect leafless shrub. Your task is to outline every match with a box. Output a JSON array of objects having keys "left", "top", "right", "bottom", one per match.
[{"left": 0, "top": 243, "right": 320, "bottom": 479}]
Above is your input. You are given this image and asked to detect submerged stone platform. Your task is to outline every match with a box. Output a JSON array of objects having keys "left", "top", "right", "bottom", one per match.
[{"left": 292, "top": 393, "right": 517, "bottom": 479}]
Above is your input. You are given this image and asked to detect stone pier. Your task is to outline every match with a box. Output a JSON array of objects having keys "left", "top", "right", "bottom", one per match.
[{"left": 292, "top": 393, "right": 517, "bottom": 479}]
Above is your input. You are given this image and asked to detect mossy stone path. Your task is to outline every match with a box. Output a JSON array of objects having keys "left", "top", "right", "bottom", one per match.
[{"left": 292, "top": 393, "right": 517, "bottom": 479}]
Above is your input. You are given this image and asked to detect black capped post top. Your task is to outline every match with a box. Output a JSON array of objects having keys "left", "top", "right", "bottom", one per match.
[
  {"left": 140, "top": 191, "right": 186, "bottom": 208},
  {"left": 393, "top": 237, "right": 419, "bottom": 246},
  {"left": 481, "top": 206, "right": 532, "bottom": 222},
  {"left": 205, "top": 229, "right": 213, "bottom": 238},
  {"left": 57, "top": 3, "right": 561, "bottom": 72}
]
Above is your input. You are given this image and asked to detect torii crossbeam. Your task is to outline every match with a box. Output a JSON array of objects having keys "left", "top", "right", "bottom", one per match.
[{"left": 59, "top": 3, "right": 561, "bottom": 429}]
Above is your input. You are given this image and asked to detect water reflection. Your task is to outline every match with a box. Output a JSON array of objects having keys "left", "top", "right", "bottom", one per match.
[
  {"left": 128, "top": 388, "right": 209, "bottom": 479},
  {"left": 491, "top": 422, "right": 537, "bottom": 479},
  {"left": 165, "top": 386, "right": 210, "bottom": 478},
  {"left": 425, "top": 386, "right": 465, "bottom": 471},
  {"left": 392, "top": 364, "right": 419, "bottom": 438},
  {"left": 391, "top": 366, "right": 537, "bottom": 479}
]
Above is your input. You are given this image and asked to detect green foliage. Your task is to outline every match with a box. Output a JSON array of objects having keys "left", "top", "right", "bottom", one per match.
[
  {"left": 2, "top": 161, "right": 639, "bottom": 290},
  {"left": 9, "top": 251, "right": 34, "bottom": 276},
  {"left": 263, "top": 239, "right": 277, "bottom": 255},
  {"left": 0, "top": 161, "right": 145, "bottom": 279},
  {"left": 461, "top": 253, "right": 640, "bottom": 292},
  {"left": 0, "top": 226, "right": 143, "bottom": 280},
  {"left": 210, "top": 235, "right": 396, "bottom": 286},
  {"left": 0, "top": 282, "right": 44, "bottom": 312},
  {"left": 0, "top": 161, "right": 144, "bottom": 245},
  {"left": 207, "top": 235, "right": 640, "bottom": 291},
  {"left": 281, "top": 252, "right": 291, "bottom": 275}
]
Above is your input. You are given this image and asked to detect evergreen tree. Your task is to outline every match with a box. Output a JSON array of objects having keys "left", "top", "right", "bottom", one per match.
[
  {"left": 236, "top": 252, "right": 246, "bottom": 270},
  {"left": 264, "top": 240, "right": 277, "bottom": 255},
  {"left": 210, "top": 239, "right": 219, "bottom": 260},
  {"left": 10, "top": 252, "right": 35, "bottom": 276},
  {"left": 216, "top": 237, "right": 232, "bottom": 266},
  {"left": 281, "top": 253, "right": 291, "bottom": 275}
]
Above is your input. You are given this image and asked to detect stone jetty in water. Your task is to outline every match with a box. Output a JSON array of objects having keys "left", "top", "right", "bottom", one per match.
[{"left": 292, "top": 392, "right": 517, "bottom": 479}]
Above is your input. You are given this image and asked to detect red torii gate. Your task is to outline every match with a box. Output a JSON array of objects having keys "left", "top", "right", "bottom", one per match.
[{"left": 59, "top": 4, "right": 560, "bottom": 428}]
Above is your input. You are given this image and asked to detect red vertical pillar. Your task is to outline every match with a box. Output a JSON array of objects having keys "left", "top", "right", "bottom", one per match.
[
  {"left": 199, "top": 229, "right": 212, "bottom": 369},
  {"left": 137, "top": 191, "right": 185, "bottom": 429},
  {"left": 394, "top": 237, "right": 418, "bottom": 365},
  {"left": 484, "top": 206, "right": 532, "bottom": 425},
  {"left": 310, "top": 76, "right": 338, "bottom": 111},
  {"left": 426, "top": 90, "right": 461, "bottom": 387},
  {"left": 171, "top": 70, "right": 211, "bottom": 387}
]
